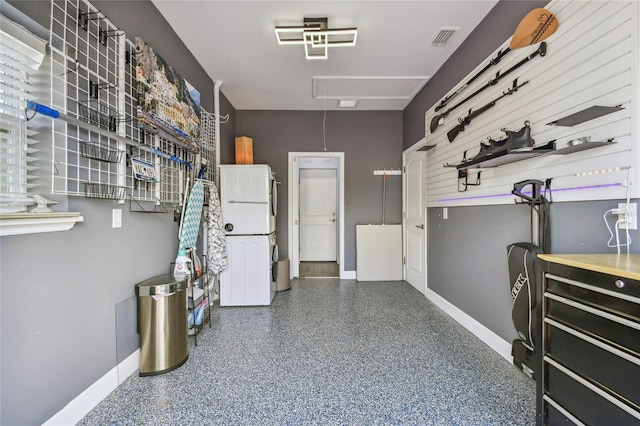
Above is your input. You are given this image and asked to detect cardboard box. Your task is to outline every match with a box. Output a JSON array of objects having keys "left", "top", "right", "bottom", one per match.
[{"left": 235, "top": 136, "right": 253, "bottom": 164}]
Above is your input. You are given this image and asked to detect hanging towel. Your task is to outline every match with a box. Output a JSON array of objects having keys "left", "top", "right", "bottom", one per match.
[{"left": 207, "top": 183, "right": 227, "bottom": 274}]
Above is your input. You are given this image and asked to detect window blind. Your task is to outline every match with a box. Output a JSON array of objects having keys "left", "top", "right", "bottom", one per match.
[{"left": 0, "top": 15, "right": 47, "bottom": 212}]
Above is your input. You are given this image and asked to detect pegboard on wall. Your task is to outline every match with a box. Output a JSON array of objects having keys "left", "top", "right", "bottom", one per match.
[
  {"left": 424, "top": 0, "right": 639, "bottom": 207},
  {"left": 47, "top": 0, "right": 200, "bottom": 205}
]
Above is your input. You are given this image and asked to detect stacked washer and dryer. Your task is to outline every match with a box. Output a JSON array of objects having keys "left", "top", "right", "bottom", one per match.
[{"left": 218, "top": 164, "right": 278, "bottom": 306}]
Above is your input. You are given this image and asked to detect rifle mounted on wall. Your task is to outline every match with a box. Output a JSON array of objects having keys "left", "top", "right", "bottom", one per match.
[
  {"left": 447, "top": 79, "right": 529, "bottom": 142},
  {"left": 430, "top": 42, "right": 547, "bottom": 133},
  {"left": 434, "top": 8, "right": 558, "bottom": 113}
]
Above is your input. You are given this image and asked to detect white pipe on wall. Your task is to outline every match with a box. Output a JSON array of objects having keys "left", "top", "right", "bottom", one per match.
[{"left": 214, "top": 80, "right": 223, "bottom": 183}]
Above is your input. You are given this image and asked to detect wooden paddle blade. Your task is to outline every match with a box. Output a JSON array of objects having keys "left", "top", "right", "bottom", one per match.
[{"left": 509, "top": 8, "right": 558, "bottom": 49}]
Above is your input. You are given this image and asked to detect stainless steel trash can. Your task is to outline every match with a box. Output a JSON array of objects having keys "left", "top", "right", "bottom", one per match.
[{"left": 135, "top": 274, "right": 188, "bottom": 376}]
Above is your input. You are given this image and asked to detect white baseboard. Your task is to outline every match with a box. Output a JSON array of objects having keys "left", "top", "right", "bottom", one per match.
[
  {"left": 117, "top": 349, "right": 140, "bottom": 384},
  {"left": 43, "top": 349, "right": 139, "bottom": 426},
  {"left": 426, "top": 289, "right": 513, "bottom": 363},
  {"left": 342, "top": 270, "right": 356, "bottom": 279}
]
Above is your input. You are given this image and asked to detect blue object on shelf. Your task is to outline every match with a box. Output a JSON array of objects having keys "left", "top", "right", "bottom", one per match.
[{"left": 26, "top": 101, "right": 60, "bottom": 119}]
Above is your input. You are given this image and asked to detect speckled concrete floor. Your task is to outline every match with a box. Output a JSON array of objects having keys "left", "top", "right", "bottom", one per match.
[{"left": 78, "top": 279, "right": 535, "bottom": 425}]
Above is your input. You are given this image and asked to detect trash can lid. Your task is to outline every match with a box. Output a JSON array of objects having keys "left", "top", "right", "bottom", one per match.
[{"left": 135, "top": 274, "right": 187, "bottom": 296}]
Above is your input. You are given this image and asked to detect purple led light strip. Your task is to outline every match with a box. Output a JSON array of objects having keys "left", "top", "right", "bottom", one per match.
[{"left": 438, "top": 182, "right": 623, "bottom": 203}]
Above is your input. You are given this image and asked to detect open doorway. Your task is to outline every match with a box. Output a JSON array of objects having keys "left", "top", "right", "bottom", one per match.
[{"left": 288, "top": 152, "right": 345, "bottom": 279}]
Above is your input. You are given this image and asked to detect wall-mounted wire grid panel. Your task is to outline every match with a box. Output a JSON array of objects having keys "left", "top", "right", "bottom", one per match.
[
  {"left": 198, "top": 110, "right": 217, "bottom": 206},
  {"left": 199, "top": 110, "right": 217, "bottom": 179},
  {"left": 48, "top": 0, "right": 193, "bottom": 203},
  {"left": 50, "top": 0, "right": 124, "bottom": 197},
  {"left": 158, "top": 136, "right": 188, "bottom": 207},
  {"left": 122, "top": 37, "right": 154, "bottom": 202}
]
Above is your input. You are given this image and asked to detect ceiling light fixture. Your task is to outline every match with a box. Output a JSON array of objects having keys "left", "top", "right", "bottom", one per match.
[
  {"left": 275, "top": 17, "right": 357, "bottom": 60},
  {"left": 338, "top": 99, "right": 358, "bottom": 108}
]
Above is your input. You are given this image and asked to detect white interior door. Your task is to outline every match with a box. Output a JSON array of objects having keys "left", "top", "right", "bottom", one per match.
[
  {"left": 403, "top": 149, "right": 426, "bottom": 294},
  {"left": 299, "top": 169, "right": 337, "bottom": 261}
]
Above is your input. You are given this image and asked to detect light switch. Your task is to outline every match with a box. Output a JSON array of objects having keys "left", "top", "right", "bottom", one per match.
[
  {"left": 443, "top": 207, "right": 448, "bottom": 220},
  {"left": 112, "top": 208, "right": 122, "bottom": 228}
]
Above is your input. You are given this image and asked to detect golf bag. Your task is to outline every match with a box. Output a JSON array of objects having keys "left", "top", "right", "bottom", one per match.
[{"left": 507, "top": 241, "right": 541, "bottom": 379}]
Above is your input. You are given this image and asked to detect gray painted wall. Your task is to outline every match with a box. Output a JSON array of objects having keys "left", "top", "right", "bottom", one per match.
[
  {"left": 219, "top": 93, "right": 237, "bottom": 165},
  {"left": 428, "top": 200, "right": 639, "bottom": 343},
  {"left": 1, "top": 1, "right": 217, "bottom": 424},
  {"left": 403, "top": 0, "right": 639, "bottom": 345},
  {"left": 428, "top": 204, "right": 531, "bottom": 339},
  {"left": 233, "top": 110, "right": 404, "bottom": 269},
  {"left": 1, "top": 199, "right": 179, "bottom": 425}
]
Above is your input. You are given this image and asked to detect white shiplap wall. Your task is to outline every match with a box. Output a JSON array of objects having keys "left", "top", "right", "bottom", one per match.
[{"left": 425, "top": 0, "right": 639, "bottom": 207}]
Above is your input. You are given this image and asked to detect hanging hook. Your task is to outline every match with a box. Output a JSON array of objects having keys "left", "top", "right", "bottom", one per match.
[
  {"left": 202, "top": 111, "right": 229, "bottom": 124},
  {"left": 61, "top": 60, "right": 80, "bottom": 76},
  {"left": 99, "top": 29, "right": 123, "bottom": 46},
  {"left": 78, "top": 11, "right": 104, "bottom": 31}
]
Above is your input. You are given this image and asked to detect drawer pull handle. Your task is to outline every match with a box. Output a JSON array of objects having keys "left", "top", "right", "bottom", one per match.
[{"left": 615, "top": 279, "right": 625, "bottom": 288}]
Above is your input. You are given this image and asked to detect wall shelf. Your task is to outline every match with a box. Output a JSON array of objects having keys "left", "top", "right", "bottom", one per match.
[
  {"left": 550, "top": 138, "right": 616, "bottom": 155},
  {"left": 0, "top": 212, "right": 84, "bottom": 236},
  {"left": 447, "top": 141, "right": 556, "bottom": 170},
  {"left": 546, "top": 105, "right": 623, "bottom": 127}
]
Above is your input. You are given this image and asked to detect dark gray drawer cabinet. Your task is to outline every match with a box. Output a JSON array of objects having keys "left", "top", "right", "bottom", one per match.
[{"left": 537, "top": 254, "right": 640, "bottom": 426}]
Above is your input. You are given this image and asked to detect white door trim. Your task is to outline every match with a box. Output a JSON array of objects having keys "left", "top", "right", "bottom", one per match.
[
  {"left": 402, "top": 138, "right": 428, "bottom": 293},
  {"left": 288, "top": 152, "right": 345, "bottom": 279}
]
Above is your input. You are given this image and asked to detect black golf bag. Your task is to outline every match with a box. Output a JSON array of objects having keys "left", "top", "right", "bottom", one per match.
[{"left": 507, "top": 241, "right": 541, "bottom": 379}]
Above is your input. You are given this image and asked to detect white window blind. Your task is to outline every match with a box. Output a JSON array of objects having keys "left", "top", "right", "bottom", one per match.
[{"left": 0, "top": 15, "right": 47, "bottom": 213}]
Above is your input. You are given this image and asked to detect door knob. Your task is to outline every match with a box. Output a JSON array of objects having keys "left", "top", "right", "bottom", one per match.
[
  {"left": 416, "top": 224, "right": 424, "bottom": 229},
  {"left": 330, "top": 218, "right": 336, "bottom": 222}
]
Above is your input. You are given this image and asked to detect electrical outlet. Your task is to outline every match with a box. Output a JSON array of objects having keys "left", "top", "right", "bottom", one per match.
[
  {"left": 112, "top": 208, "right": 122, "bottom": 228},
  {"left": 618, "top": 203, "right": 637, "bottom": 230}
]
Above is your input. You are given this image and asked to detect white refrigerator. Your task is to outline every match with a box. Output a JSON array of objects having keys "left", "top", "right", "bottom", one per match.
[{"left": 218, "top": 165, "right": 278, "bottom": 306}]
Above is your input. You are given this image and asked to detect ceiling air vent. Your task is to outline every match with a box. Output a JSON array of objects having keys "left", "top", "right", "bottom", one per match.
[{"left": 432, "top": 28, "right": 458, "bottom": 47}]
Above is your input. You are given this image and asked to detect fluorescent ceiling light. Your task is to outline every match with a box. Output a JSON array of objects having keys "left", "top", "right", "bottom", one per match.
[
  {"left": 338, "top": 99, "right": 358, "bottom": 108},
  {"left": 275, "top": 17, "right": 357, "bottom": 60}
]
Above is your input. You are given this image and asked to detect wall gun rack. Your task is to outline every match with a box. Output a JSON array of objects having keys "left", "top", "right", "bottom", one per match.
[{"left": 426, "top": 1, "right": 636, "bottom": 206}]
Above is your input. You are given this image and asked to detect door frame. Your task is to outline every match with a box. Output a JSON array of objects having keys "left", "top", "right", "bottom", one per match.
[
  {"left": 402, "top": 138, "right": 428, "bottom": 293},
  {"left": 288, "top": 152, "right": 345, "bottom": 279}
]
